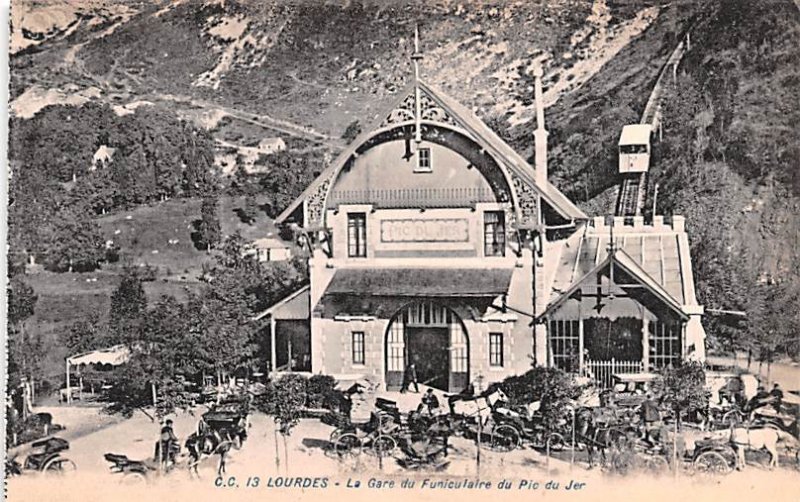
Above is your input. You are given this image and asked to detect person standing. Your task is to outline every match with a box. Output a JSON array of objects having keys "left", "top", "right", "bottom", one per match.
[
  {"left": 638, "top": 394, "right": 661, "bottom": 447},
  {"left": 769, "top": 383, "right": 784, "bottom": 412},
  {"left": 401, "top": 362, "right": 419, "bottom": 393},
  {"left": 155, "top": 419, "right": 179, "bottom": 468}
]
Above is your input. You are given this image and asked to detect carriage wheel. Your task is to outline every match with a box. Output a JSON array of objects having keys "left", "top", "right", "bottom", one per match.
[
  {"left": 644, "top": 455, "right": 669, "bottom": 475},
  {"left": 547, "top": 433, "right": 565, "bottom": 452},
  {"left": 372, "top": 435, "right": 397, "bottom": 458},
  {"left": 694, "top": 451, "right": 733, "bottom": 476},
  {"left": 330, "top": 428, "right": 345, "bottom": 443},
  {"left": 42, "top": 458, "right": 77, "bottom": 476},
  {"left": 490, "top": 425, "right": 521, "bottom": 452},
  {"left": 121, "top": 471, "right": 148, "bottom": 485},
  {"left": 335, "top": 433, "right": 362, "bottom": 458},
  {"left": 609, "top": 430, "right": 630, "bottom": 450}
]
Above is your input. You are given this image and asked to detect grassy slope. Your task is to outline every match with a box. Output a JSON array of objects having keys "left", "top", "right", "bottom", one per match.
[{"left": 27, "top": 194, "right": 287, "bottom": 381}]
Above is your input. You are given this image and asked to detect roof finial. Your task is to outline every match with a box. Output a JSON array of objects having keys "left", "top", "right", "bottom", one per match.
[
  {"left": 412, "top": 22, "right": 424, "bottom": 144},
  {"left": 533, "top": 62, "right": 548, "bottom": 185},
  {"left": 608, "top": 217, "right": 616, "bottom": 254}
]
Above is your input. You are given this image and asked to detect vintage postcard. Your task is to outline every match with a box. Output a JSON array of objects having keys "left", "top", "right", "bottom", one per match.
[{"left": 3, "top": 1, "right": 800, "bottom": 501}]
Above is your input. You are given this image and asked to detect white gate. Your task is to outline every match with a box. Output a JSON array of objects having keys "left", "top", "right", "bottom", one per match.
[{"left": 583, "top": 358, "right": 644, "bottom": 388}]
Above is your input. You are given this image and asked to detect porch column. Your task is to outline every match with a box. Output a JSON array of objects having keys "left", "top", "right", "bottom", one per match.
[
  {"left": 578, "top": 318, "right": 585, "bottom": 375},
  {"left": 681, "top": 322, "right": 687, "bottom": 359},
  {"left": 270, "top": 316, "right": 277, "bottom": 375},
  {"left": 65, "top": 360, "right": 71, "bottom": 404},
  {"left": 641, "top": 318, "right": 649, "bottom": 371}
]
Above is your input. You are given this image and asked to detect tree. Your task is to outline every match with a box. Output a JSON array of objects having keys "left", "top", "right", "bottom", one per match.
[
  {"left": 109, "top": 267, "right": 147, "bottom": 343},
  {"left": 240, "top": 195, "right": 259, "bottom": 225},
  {"left": 7, "top": 277, "right": 42, "bottom": 424},
  {"left": 8, "top": 276, "right": 37, "bottom": 326},
  {"left": 43, "top": 211, "right": 107, "bottom": 272},
  {"left": 652, "top": 361, "right": 710, "bottom": 425},
  {"left": 341, "top": 120, "right": 361, "bottom": 144},
  {"left": 104, "top": 296, "right": 197, "bottom": 419},
  {"left": 254, "top": 374, "right": 307, "bottom": 473},
  {"left": 197, "top": 196, "right": 222, "bottom": 251},
  {"left": 63, "top": 311, "right": 108, "bottom": 355},
  {"left": 499, "top": 366, "right": 580, "bottom": 431}
]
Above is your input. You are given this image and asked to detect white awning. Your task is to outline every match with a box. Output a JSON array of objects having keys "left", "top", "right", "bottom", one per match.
[{"left": 67, "top": 345, "right": 130, "bottom": 367}]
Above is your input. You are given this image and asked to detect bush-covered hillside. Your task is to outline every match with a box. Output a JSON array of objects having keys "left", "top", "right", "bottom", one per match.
[{"left": 651, "top": 0, "right": 800, "bottom": 359}]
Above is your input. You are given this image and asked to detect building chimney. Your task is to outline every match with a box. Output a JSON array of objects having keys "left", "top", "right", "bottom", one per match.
[{"left": 533, "top": 64, "right": 548, "bottom": 186}]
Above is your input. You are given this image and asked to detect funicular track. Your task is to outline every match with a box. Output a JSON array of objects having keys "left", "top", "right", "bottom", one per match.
[{"left": 615, "top": 18, "right": 694, "bottom": 217}]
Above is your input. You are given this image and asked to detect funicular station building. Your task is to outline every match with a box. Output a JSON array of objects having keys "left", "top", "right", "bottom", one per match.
[{"left": 262, "top": 63, "right": 706, "bottom": 392}]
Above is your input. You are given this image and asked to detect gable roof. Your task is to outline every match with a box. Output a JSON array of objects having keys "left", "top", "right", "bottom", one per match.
[
  {"left": 541, "top": 247, "right": 688, "bottom": 321},
  {"left": 253, "top": 285, "right": 310, "bottom": 321},
  {"left": 543, "top": 218, "right": 703, "bottom": 320},
  {"left": 275, "top": 80, "right": 586, "bottom": 225}
]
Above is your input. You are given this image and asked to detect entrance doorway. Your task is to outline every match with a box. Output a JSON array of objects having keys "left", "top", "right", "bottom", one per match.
[
  {"left": 407, "top": 327, "right": 449, "bottom": 390},
  {"left": 385, "top": 301, "right": 469, "bottom": 392}
]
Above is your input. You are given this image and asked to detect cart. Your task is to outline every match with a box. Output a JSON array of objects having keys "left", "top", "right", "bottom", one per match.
[{"left": 7, "top": 437, "right": 77, "bottom": 476}]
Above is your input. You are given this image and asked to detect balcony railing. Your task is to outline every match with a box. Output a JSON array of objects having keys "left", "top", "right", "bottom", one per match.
[{"left": 329, "top": 187, "right": 497, "bottom": 209}]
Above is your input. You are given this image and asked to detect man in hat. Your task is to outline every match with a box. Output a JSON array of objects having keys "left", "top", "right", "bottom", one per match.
[
  {"left": 401, "top": 362, "right": 419, "bottom": 393},
  {"left": 155, "top": 419, "right": 179, "bottom": 467},
  {"left": 718, "top": 376, "right": 744, "bottom": 406},
  {"left": 418, "top": 388, "right": 441, "bottom": 416},
  {"left": 637, "top": 393, "right": 661, "bottom": 447}
]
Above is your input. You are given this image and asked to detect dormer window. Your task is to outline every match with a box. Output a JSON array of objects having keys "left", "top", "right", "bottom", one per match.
[{"left": 414, "top": 147, "right": 432, "bottom": 173}]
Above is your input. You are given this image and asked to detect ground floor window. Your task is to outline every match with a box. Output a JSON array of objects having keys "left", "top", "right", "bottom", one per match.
[
  {"left": 489, "top": 332, "right": 503, "bottom": 367},
  {"left": 352, "top": 331, "right": 365, "bottom": 365},
  {"left": 648, "top": 321, "right": 681, "bottom": 368},
  {"left": 387, "top": 319, "right": 405, "bottom": 372},
  {"left": 584, "top": 317, "right": 643, "bottom": 362},
  {"left": 549, "top": 320, "right": 580, "bottom": 372},
  {"left": 450, "top": 322, "right": 468, "bottom": 373}
]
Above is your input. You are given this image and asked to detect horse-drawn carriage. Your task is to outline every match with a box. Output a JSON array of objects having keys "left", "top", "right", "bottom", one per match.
[
  {"left": 201, "top": 408, "right": 248, "bottom": 450},
  {"left": 488, "top": 401, "right": 567, "bottom": 452},
  {"left": 327, "top": 387, "right": 508, "bottom": 467},
  {"left": 6, "top": 437, "right": 77, "bottom": 477}
]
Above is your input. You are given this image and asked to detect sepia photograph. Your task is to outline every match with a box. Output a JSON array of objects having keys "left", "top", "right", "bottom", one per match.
[{"left": 2, "top": 1, "right": 799, "bottom": 501}]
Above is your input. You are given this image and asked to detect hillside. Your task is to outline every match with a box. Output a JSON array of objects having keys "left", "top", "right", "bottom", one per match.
[{"left": 7, "top": 0, "right": 800, "bottom": 384}]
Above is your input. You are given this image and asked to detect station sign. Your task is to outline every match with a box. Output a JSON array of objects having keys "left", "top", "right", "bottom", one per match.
[{"left": 380, "top": 218, "right": 469, "bottom": 243}]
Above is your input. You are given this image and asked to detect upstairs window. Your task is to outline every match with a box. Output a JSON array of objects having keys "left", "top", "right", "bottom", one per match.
[
  {"left": 489, "top": 332, "right": 504, "bottom": 367},
  {"left": 415, "top": 147, "right": 432, "bottom": 173},
  {"left": 484, "top": 211, "right": 506, "bottom": 257},
  {"left": 347, "top": 213, "right": 367, "bottom": 258},
  {"left": 352, "top": 331, "right": 365, "bottom": 365}
]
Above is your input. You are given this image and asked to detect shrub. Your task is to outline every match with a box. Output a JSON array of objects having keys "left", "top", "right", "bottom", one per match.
[
  {"left": 306, "top": 374, "right": 344, "bottom": 411},
  {"left": 652, "top": 361, "right": 710, "bottom": 423},
  {"left": 498, "top": 366, "right": 580, "bottom": 430}
]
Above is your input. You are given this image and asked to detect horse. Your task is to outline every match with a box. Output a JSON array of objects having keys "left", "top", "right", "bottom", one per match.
[
  {"left": 184, "top": 428, "right": 234, "bottom": 476},
  {"left": 575, "top": 407, "right": 637, "bottom": 469},
  {"left": 446, "top": 387, "right": 508, "bottom": 428},
  {"left": 730, "top": 426, "right": 798, "bottom": 470}
]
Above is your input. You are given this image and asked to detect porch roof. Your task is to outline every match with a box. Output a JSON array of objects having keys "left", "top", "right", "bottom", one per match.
[
  {"left": 542, "top": 248, "right": 689, "bottom": 321},
  {"left": 253, "top": 285, "right": 310, "bottom": 321},
  {"left": 323, "top": 267, "right": 514, "bottom": 297},
  {"left": 548, "top": 221, "right": 701, "bottom": 309}
]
